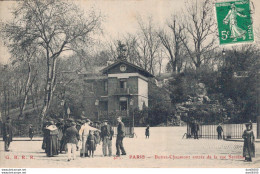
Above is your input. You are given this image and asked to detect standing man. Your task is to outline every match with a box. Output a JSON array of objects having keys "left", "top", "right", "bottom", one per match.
[
  {"left": 193, "top": 121, "right": 199, "bottom": 139},
  {"left": 116, "top": 117, "right": 126, "bottom": 156},
  {"left": 2, "top": 117, "right": 13, "bottom": 152},
  {"left": 101, "top": 120, "right": 114, "bottom": 157},
  {"left": 79, "top": 119, "right": 99, "bottom": 157},
  {"left": 216, "top": 123, "right": 224, "bottom": 140},
  {"left": 65, "top": 122, "right": 80, "bottom": 161}
]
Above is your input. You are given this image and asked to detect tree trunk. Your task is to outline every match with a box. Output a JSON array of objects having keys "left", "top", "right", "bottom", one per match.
[
  {"left": 40, "top": 57, "right": 57, "bottom": 124},
  {"left": 19, "top": 62, "right": 32, "bottom": 119}
]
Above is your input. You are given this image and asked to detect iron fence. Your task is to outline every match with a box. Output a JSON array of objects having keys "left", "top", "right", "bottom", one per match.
[{"left": 186, "top": 123, "right": 257, "bottom": 139}]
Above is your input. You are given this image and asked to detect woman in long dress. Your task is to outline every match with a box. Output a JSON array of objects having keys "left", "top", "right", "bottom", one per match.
[
  {"left": 242, "top": 123, "right": 255, "bottom": 162},
  {"left": 45, "top": 121, "right": 59, "bottom": 157},
  {"left": 223, "top": 3, "right": 247, "bottom": 41}
]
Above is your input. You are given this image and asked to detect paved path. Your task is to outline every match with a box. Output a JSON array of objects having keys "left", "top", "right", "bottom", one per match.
[{"left": 0, "top": 127, "right": 259, "bottom": 168}]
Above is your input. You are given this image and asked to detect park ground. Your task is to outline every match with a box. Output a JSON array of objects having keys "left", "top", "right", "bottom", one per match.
[{"left": 0, "top": 127, "right": 259, "bottom": 168}]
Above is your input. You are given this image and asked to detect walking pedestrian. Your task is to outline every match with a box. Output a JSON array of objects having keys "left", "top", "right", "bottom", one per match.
[
  {"left": 145, "top": 125, "right": 150, "bottom": 139},
  {"left": 45, "top": 121, "right": 59, "bottom": 157},
  {"left": 29, "top": 125, "right": 34, "bottom": 141},
  {"left": 101, "top": 120, "right": 114, "bottom": 157},
  {"left": 242, "top": 123, "right": 255, "bottom": 162},
  {"left": 216, "top": 124, "right": 223, "bottom": 140},
  {"left": 2, "top": 117, "right": 13, "bottom": 152},
  {"left": 65, "top": 122, "right": 80, "bottom": 161},
  {"left": 116, "top": 117, "right": 126, "bottom": 157},
  {"left": 86, "top": 130, "right": 97, "bottom": 158}
]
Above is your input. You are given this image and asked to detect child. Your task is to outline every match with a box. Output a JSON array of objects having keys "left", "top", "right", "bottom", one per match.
[
  {"left": 87, "top": 130, "right": 97, "bottom": 158},
  {"left": 94, "top": 130, "right": 101, "bottom": 145}
]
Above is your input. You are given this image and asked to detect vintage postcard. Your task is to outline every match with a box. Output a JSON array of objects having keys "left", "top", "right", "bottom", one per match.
[{"left": 0, "top": 0, "right": 259, "bottom": 170}]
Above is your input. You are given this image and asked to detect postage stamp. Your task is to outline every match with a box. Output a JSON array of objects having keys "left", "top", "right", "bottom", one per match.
[{"left": 215, "top": 0, "right": 254, "bottom": 45}]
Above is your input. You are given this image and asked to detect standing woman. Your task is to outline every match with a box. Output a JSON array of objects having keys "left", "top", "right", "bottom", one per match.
[
  {"left": 45, "top": 121, "right": 59, "bottom": 157},
  {"left": 242, "top": 123, "right": 255, "bottom": 162},
  {"left": 145, "top": 125, "right": 150, "bottom": 139}
]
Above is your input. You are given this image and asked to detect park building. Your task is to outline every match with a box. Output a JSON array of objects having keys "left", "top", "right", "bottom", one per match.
[{"left": 78, "top": 59, "right": 154, "bottom": 121}]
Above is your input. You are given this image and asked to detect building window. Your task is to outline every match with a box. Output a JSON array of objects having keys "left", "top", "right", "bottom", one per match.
[
  {"left": 120, "top": 80, "right": 127, "bottom": 89},
  {"left": 120, "top": 101, "right": 127, "bottom": 111},
  {"left": 100, "top": 101, "right": 108, "bottom": 111},
  {"left": 104, "top": 81, "right": 108, "bottom": 92}
]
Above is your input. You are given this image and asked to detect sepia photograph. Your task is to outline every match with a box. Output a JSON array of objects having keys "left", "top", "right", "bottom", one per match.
[{"left": 0, "top": 0, "right": 259, "bottom": 171}]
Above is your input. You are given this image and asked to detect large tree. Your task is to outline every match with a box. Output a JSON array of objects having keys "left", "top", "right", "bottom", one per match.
[
  {"left": 180, "top": 0, "right": 216, "bottom": 69},
  {"left": 158, "top": 15, "right": 186, "bottom": 73},
  {"left": 1, "top": 0, "right": 102, "bottom": 123}
]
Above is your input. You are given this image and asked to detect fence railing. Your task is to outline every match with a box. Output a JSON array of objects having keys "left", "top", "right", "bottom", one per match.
[
  {"left": 187, "top": 123, "right": 257, "bottom": 139},
  {"left": 112, "top": 126, "right": 134, "bottom": 138}
]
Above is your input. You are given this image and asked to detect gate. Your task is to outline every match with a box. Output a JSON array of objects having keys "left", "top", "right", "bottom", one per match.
[
  {"left": 112, "top": 126, "right": 134, "bottom": 138},
  {"left": 186, "top": 123, "right": 250, "bottom": 139}
]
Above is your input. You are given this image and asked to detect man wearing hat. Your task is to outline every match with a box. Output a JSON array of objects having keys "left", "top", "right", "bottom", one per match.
[
  {"left": 65, "top": 122, "right": 80, "bottom": 161},
  {"left": 216, "top": 123, "right": 224, "bottom": 140},
  {"left": 2, "top": 117, "right": 13, "bottom": 151},
  {"left": 116, "top": 117, "right": 126, "bottom": 156},
  {"left": 79, "top": 119, "right": 100, "bottom": 157},
  {"left": 56, "top": 118, "right": 64, "bottom": 152},
  {"left": 60, "top": 118, "right": 74, "bottom": 153},
  {"left": 101, "top": 120, "right": 114, "bottom": 157}
]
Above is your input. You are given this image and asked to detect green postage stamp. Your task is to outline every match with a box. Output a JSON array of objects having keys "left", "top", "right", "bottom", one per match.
[{"left": 215, "top": 0, "right": 254, "bottom": 45}]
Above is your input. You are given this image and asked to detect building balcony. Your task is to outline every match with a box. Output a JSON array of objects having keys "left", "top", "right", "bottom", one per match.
[
  {"left": 117, "top": 110, "right": 128, "bottom": 117},
  {"left": 113, "top": 88, "right": 130, "bottom": 96},
  {"left": 98, "top": 110, "right": 128, "bottom": 118}
]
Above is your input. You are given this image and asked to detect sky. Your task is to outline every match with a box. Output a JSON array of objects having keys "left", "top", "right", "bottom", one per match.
[{"left": 0, "top": 0, "right": 259, "bottom": 65}]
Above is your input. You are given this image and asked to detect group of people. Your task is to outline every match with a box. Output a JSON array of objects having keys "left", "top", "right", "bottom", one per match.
[
  {"left": 42, "top": 116, "right": 126, "bottom": 161},
  {"left": 1, "top": 116, "right": 256, "bottom": 163}
]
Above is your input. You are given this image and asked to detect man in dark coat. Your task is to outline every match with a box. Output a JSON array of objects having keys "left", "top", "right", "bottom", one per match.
[
  {"left": 3, "top": 117, "right": 13, "bottom": 151},
  {"left": 216, "top": 124, "right": 223, "bottom": 140},
  {"left": 56, "top": 119, "right": 64, "bottom": 152},
  {"left": 116, "top": 117, "right": 126, "bottom": 156},
  {"left": 101, "top": 120, "right": 114, "bottom": 156},
  {"left": 60, "top": 118, "right": 73, "bottom": 153},
  {"left": 193, "top": 121, "right": 199, "bottom": 139},
  {"left": 29, "top": 125, "right": 34, "bottom": 141},
  {"left": 65, "top": 122, "right": 80, "bottom": 161},
  {"left": 45, "top": 121, "right": 59, "bottom": 157}
]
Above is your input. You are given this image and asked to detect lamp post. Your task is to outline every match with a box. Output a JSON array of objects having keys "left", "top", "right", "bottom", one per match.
[
  {"left": 222, "top": 48, "right": 226, "bottom": 67},
  {"left": 130, "top": 99, "right": 134, "bottom": 136},
  {"left": 61, "top": 99, "right": 65, "bottom": 119},
  {"left": 67, "top": 107, "right": 71, "bottom": 118},
  {"left": 95, "top": 99, "right": 99, "bottom": 121}
]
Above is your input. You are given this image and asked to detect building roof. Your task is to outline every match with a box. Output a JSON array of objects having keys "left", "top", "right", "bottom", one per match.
[{"left": 101, "top": 59, "right": 154, "bottom": 78}]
